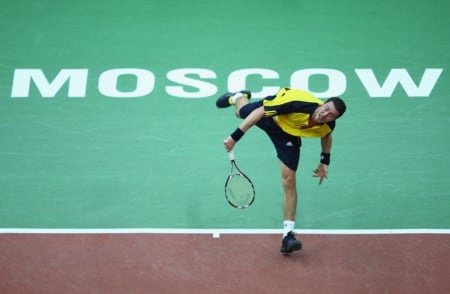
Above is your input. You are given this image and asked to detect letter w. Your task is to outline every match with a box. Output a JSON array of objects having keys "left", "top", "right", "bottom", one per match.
[
  {"left": 355, "top": 68, "right": 443, "bottom": 97},
  {"left": 11, "top": 69, "right": 88, "bottom": 98}
]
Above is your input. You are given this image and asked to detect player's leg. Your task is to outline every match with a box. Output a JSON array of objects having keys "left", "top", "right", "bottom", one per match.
[
  {"left": 277, "top": 145, "right": 302, "bottom": 254},
  {"left": 254, "top": 117, "right": 302, "bottom": 253},
  {"left": 234, "top": 95, "right": 250, "bottom": 118},
  {"left": 281, "top": 161, "right": 297, "bottom": 221},
  {"left": 215, "top": 90, "right": 251, "bottom": 109},
  {"left": 216, "top": 90, "right": 264, "bottom": 120},
  {"left": 279, "top": 160, "right": 302, "bottom": 253}
]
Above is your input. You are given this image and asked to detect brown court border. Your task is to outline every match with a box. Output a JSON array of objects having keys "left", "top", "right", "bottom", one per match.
[{"left": 0, "top": 233, "right": 449, "bottom": 294}]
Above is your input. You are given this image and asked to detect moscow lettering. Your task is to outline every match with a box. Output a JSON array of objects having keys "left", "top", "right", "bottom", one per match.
[{"left": 10, "top": 68, "right": 443, "bottom": 99}]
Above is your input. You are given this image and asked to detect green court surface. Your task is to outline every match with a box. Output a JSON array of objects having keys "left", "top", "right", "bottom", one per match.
[{"left": 0, "top": 0, "right": 449, "bottom": 230}]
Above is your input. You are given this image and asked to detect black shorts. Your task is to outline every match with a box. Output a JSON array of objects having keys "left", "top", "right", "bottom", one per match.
[
  {"left": 256, "top": 117, "right": 301, "bottom": 171},
  {"left": 239, "top": 101, "right": 302, "bottom": 171}
]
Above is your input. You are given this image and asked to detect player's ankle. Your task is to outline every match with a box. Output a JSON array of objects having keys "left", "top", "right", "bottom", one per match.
[
  {"left": 231, "top": 92, "right": 245, "bottom": 104},
  {"left": 283, "top": 220, "right": 295, "bottom": 237}
]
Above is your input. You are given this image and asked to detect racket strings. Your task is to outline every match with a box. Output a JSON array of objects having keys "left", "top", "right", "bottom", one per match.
[{"left": 226, "top": 174, "right": 255, "bottom": 208}]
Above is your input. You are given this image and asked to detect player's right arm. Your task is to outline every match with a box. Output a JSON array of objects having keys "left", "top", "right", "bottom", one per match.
[{"left": 224, "top": 106, "right": 265, "bottom": 152}]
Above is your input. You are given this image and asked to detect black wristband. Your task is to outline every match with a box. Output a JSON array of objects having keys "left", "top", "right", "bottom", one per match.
[
  {"left": 230, "top": 128, "right": 245, "bottom": 141},
  {"left": 320, "top": 153, "right": 330, "bottom": 165}
]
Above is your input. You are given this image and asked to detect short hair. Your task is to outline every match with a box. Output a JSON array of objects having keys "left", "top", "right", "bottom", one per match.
[{"left": 325, "top": 97, "right": 346, "bottom": 118}]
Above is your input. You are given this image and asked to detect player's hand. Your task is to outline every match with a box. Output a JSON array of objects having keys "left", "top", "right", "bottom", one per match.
[
  {"left": 312, "top": 163, "right": 328, "bottom": 185},
  {"left": 224, "top": 136, "right": 236, "bottom": 152}
]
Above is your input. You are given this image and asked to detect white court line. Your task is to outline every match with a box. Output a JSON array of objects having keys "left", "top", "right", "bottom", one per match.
[{"left": 0, "top": 228, "right": 449, "bottom": 235}]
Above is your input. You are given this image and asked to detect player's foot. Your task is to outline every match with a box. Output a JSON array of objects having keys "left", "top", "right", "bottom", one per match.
[
  {"left": 280, "top": 231, "right": 302, "bottom": 254},
  {"left": 215, "top": 90, "right": 251, "bottom": 108}
]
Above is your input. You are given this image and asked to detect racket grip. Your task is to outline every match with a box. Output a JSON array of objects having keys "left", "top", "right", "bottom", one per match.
[{"left": 228, "top": 150, "right": 235, "bottom": 161}]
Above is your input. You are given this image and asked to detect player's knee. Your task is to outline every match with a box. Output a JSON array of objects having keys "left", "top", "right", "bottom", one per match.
[{"left": 281, "top": 172, "right": 296, "bottom": 189}]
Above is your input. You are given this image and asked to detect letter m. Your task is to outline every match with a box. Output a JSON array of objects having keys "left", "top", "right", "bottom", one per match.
[{"left": 11, "top": 69, "right": 88, "bottom": 98}]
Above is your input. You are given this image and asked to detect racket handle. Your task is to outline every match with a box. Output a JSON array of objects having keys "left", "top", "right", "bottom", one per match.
[{"left": 228, "top": 150, "right": 235, "bottom": 161}]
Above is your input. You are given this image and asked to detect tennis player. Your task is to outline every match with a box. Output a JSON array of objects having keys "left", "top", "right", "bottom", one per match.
[{"left": 216, "top": 88, "right": 347, "bottom": 253}]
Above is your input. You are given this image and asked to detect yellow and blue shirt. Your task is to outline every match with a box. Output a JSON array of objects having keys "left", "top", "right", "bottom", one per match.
[{"left": 263, "top": 88, "right": 334, "bottom": 138}]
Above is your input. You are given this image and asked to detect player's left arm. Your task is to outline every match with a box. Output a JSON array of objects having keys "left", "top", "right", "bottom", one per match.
[
  {"left": 313, "top": 133, "right": 332, "bottom": 185},
  {"left": 320, "top": 132, "right": 332, "bottom": 153}
]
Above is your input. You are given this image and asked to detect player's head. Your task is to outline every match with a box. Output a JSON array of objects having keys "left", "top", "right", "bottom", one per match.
[{"left": 325, "top": 97, "right": 346, "bottom": 119}]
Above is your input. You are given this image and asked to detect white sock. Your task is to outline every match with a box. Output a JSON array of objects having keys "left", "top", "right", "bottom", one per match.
[
  {"left": 283, "top": 220, "right": 295, "bottom": 237},
  {"left": 231, "top": 92, "right": 245, "bottom": 104}
]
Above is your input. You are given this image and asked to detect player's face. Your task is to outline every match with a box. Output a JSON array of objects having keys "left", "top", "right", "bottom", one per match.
[{"left": 314, "top": 102, "right": 340, "bottom": 123}]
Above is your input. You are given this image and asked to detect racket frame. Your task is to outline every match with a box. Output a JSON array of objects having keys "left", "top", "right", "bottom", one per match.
[{"left": 225, "top": 150, "right": 255, "bottom": 209}]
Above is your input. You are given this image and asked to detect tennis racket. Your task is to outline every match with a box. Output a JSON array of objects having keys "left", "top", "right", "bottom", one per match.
[{"left": 224, "top": 150, "right": 255, "bottom": 209}]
